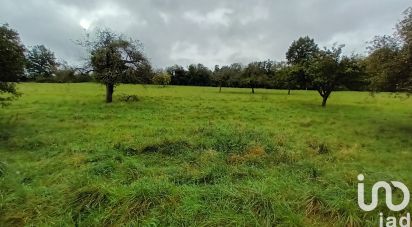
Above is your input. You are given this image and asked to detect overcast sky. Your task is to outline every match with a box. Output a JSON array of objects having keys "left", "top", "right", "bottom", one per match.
[{"left": 0, "top": 0, "right": 410, "bottom": 68}]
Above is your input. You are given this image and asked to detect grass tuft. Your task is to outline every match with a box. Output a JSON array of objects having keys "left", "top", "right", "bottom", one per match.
[
  {"left": 106, "top": 180, "right": 177, "bottom": 224},
  {"left": 70, "top": 185, "right": 110, "bottom": 223},
  {"left": 142, "top": 139, "right": 192, "bottom": 154},
  {"left": 304, "top": 195, "right": 326, "bottom": 216},
  {"left": 0, "top": 161, "right": 6, "bottom": 177}
]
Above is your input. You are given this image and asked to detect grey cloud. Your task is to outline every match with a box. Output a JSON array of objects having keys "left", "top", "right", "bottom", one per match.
[{"left": 0, "top": 0, "right": 410, "bottom": 68}]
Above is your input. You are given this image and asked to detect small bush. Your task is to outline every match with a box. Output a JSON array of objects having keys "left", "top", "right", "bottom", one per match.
[{"left": 152, "top": 71, "right": 171, "bottom": 87}]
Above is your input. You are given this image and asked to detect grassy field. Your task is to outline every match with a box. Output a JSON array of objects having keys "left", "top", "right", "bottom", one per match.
[{"left": 1, "top": 83, "right": 411, "bottom": 226}]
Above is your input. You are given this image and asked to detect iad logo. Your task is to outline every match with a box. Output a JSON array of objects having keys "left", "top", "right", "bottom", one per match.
[
  {"left": 357, "top": 174, "right": 410, "bottom": 212},
  {"left": 357, "top": 174, "right": 411, "bottom": 227}
]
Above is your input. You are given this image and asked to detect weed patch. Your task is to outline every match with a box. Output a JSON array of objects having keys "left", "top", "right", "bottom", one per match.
[{"left": 107, "top": 180, "right": 177, "bottom": 224}]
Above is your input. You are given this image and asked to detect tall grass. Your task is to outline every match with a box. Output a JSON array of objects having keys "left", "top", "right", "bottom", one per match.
[{"left": 0, "top": 83, "right": 411, "bottom": 226}]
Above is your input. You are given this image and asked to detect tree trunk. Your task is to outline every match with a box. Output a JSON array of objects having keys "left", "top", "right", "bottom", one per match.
[
  {"left": 288, "top": 89, "right": 291, "bottom": 95},
  {"left": 106, "top": 83, "right": 114, "bottom": 103},
  {"left": 321, "top": 96, "right": 328, "bottom": 107},
  {"left": 252, "top": 87, "right": 255, "bottom": 94},
  {"left": 219, "top": 85, "right": 222, "bottom": 93}
]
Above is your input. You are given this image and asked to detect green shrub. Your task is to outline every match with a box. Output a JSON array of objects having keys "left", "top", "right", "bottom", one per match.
[{"left": 152, "top": 71, "right": 172, "bottom": 87}]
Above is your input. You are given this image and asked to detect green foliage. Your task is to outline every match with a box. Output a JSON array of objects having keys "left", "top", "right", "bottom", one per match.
[
  {"left": 286, "top": 36, "right": 319, "bottom": 65},
  {"left": 27, "top": 66, "right": 94, "bottom": 83},
  {"left": 82, "top": 28, "right": 151, "bottom": 102},
  {"left": 212, "top": 63, "right": 244, "bottom": 89},
  {"left": 187, "top": 63, "right": 212, "bottom": 86},
  {"left": 397, "top": 7, "right": 412, "bottom": 64},
  {"left": 306, "top": 45, "right": 365, "bottom": 106},
  {"left": 88, "top": 30, "right": 149, "bottom": 85},
  {"left": 163, "top": 56, "right": 368, "bottom": 93},
  {"left": 0, "top": 24, "right": 25, "bottom": 106},
  {"left": 285, "top": 36, "right": 320, "bottom": 91},
  {"left": 0, "top": 24, "right": 25, "bottom": 82},
  {"left": 152, "top": 71, "right": 171, "bottom": 87},
  {"left": 26, "top": 45, "right": 58, "bottom": 79},
  {"left": 366, "top": 7, "right": 412, "bottom": 93},
  {"left": 242, "top": 62, "right": 269, "bottom": 93},
  {"left": 275, "top": 64, "right": 302, "bottom": 93},
  {"left": 0, "top": 82, "right": 20, "bottom": 107},
  {"left": 365, "top": 36, "right": 408, "bottom": 92},
  {"left": 166, "top": 64, "right": 189, "bottom": 85}
]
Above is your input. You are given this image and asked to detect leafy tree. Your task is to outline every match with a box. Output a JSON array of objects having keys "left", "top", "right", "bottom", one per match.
[
  {"left": 152, "top": 71, "right": 171, "bottom": 87},
  {"left": 26, "top": 45, "right": 58, "bottom": 80},
  {"left": 82, "top": 29, "right": 151, "bottom": 103},
  {"left": 226, "top": 63, "right": 243, "bottom": 87},
  {"left": 397, "top": 7, "right": 412, "bottom": 61},
  {"left": 166, "top": 65, "right": 189, "bottom": 85},
  {"left": 211, "top": 65, "right": 222, "bottom": 92},
  {"left": 395, "top": 7, "right": 412, "bottom": 92},
  {"left": 365, "top": 36, "right": 406, "bottom": 92},
  {"left": 256, "top": 60, "right": 276, "bottom": 88},
  {"left": 286, "top": 36, "right": 319, "bottom": 65},
  {"left": 366, "top": 7, "right": 412, "bottom": 93},
  {"left": 344, "top": 56, "right": 369, "bottom": 91},
  {"left": 53, "top": 69, "right": 93, "bottom": 83},
  {"left": 276, "top": 64, "right": 300, "bottom": 95},
  {"left": 212, "top": 65, "right": 230, "bottom": 92},
  {"left": 306, "top": 45, "right": 364, "bottom": 107},
  {"left": 211, "top": 63, "right": 244, "bottom": 89},
  {"left": 0, "top": 24, "right": 25, "bottom": 106},
  {"left": 187, "top": 64, "right": 212, "bottom": 86},
  {"left": 242, "top": 62, "right": 268, "bottom": 94},
  {"left": 286, "top": 36, "right": 319, "bottom": 90},
  {"left": 54, "top": 68, "right": 76, "bottom": 83},
  {"left": 121, "top": 63, "right": 154, "bottom": 84}
]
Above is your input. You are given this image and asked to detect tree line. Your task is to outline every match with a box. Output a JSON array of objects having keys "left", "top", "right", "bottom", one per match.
[{"left": 1, "top": 6, "right": 411, "bottom": 106}]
